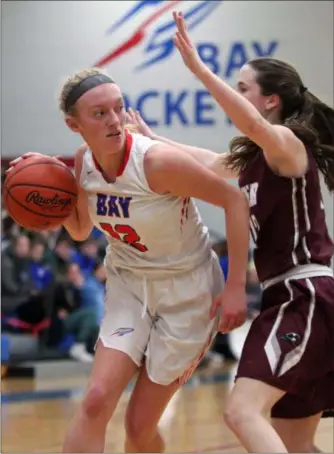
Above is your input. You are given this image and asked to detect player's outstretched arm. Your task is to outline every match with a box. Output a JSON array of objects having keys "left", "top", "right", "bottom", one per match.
[
  {"left": 126, "top": 108, "right": 237, "bottom": 179},
  {"left": 172, "top": 11, "right": 307, "bottom": 178},
  {"left": 145, "top": 144, "right": 249, "bottom": 332},
  {"left": 63, "top": 145, "right": 93, "bottom": 241}
]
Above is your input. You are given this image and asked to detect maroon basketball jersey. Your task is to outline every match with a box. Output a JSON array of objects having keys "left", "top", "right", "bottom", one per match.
[{"left": 239, "top": 150, "right": 334, "bottom": 282}]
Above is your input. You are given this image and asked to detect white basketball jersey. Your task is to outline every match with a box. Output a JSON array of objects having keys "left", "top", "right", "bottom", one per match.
[{"left": 80, "top": 132, "right": 212, "bottom": 277}]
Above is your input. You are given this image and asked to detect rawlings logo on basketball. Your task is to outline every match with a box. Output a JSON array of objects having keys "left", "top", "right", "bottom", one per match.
[{"left": 25, "top": 191, "right": 72, "bottom": 210}]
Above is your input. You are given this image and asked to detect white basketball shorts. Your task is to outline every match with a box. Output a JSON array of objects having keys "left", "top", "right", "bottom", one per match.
[{"left": 98, "top": 253, "right": 224, "bottom": 386}]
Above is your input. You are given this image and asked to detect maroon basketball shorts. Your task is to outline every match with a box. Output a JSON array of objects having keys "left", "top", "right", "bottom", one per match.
[{"left": 236, "top": 275, "right": 334, "bottom": 418}]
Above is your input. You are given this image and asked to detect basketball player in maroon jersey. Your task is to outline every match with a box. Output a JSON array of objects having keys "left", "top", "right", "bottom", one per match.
[
  {"left": 128, "top": 104, "right": 334, "bottom": 453},
  {"left": 127, "top": 11, "right": 334, "bottom": 453}
]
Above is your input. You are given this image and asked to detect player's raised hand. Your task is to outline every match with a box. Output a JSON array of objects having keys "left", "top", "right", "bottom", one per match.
[
  {"left": 126, "top": 108, "right": 155, "bottom": 139},
  {"left": 173, "top": 11, "right": 205, "bottom": 76}
]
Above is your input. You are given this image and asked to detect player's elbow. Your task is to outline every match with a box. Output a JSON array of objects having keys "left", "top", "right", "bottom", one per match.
[
  {"left": 69, "top": 221, "right": 93, "bottom": 242},
  {"left": 68, "top": 229, "right": 92, "bottom": 242},
  {"left": 63, "top": 212, "right": 93, "bottom": 242}
]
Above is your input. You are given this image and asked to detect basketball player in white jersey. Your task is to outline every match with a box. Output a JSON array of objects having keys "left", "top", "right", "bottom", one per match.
[{"left": 9, "top": 68, "right": 250, "bottom": 453}]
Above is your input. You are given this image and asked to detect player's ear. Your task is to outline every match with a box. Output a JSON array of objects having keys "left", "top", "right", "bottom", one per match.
[{"left": 65, "top": 115, "right": 80, "bottom": 133}]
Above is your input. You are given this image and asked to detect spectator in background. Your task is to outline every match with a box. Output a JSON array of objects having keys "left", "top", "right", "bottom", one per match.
[
  {"left": 80, "top": 262, "right": 106, "bottom": 324},
  {"left": 1, "top": 215, "right": 20, "bottom": 251},
  {"left": 29, "top": 239, "right": 54, "bottom": 292},
  {"left": 37, "top": 226, "right": 62, "bottom": 263},
  {"left": 2, "top": 234, "right": 32, "bottom": 313},
  {"left": 67, "top": 263, "right": 105, "bottom": 324},
  {"left": 49, "top": 263, "right": 100, "bottom": 363},
  {"left": 53, "top": 237, "right": 75, "bottom": 276},
  {"left": 71, "top": 239, "right": 99, "bottom": 276},
  {"left": 39, "top": 226, "right": 62, "bottom": 250},
  {"left": 89, "top": 227, "right": 108, "bottom": 262},
  {"left": 1, "top": 234, "right": 47, "bottom": 327}
]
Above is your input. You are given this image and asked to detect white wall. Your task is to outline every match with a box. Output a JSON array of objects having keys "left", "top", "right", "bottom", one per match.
[{"left": 2, "top": 1, "right": 333, "bottom": 235}]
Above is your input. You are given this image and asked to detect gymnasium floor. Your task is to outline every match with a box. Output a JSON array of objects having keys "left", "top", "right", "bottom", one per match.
[{"left": 2, "top": 322, "right": 333, "bottom": 453}]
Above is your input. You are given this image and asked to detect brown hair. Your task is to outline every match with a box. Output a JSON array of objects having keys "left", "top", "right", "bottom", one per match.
[{"left": 224, "top": 58, "right": 334, "bottom": 191}]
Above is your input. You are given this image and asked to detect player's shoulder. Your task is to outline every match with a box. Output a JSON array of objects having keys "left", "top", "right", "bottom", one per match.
[
  {"left": 76, "top": 142, "right": 89, "bottom": 158},
  {"left": 130, "top": 133, "right": 164, "bottom": 170},
  {"left": 130, "top": 132, "right": 160, "bottom": 151},
  {"left": 144, "top": 142, "right": 191, "bottom": 175}
]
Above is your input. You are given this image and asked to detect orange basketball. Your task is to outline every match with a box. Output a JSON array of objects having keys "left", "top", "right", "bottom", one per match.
[{"left": 3, "top": 155, "right": 78, "bottom": 231}]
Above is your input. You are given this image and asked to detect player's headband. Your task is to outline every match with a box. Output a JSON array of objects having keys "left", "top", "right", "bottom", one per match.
[{"left": 64, "top": 73, "right": 115, "bottom": 113}]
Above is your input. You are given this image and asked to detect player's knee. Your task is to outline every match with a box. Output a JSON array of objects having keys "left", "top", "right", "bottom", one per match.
[
  {"left": 82, "top": 384, "right": 112, "bottom": 420},
  {"left": 223, "top": 398, "right": 250, "bottom": 431},
  {"left": 223, "top": 390, "right": 259, "bottom": 431}
]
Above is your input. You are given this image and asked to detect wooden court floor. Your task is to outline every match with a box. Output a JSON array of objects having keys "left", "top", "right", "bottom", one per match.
[{"left": 2, "top": 325, "right": 333, "bottom": 453}]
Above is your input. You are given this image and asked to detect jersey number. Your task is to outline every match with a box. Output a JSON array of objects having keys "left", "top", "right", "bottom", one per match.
[{"left": 100, "top": 223, "right": 148, "bottom": 252}]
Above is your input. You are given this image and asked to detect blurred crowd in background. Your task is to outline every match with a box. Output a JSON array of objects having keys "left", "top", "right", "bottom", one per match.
[{"left": 1, "top": 165, "right": 262, "bottom": 368}]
